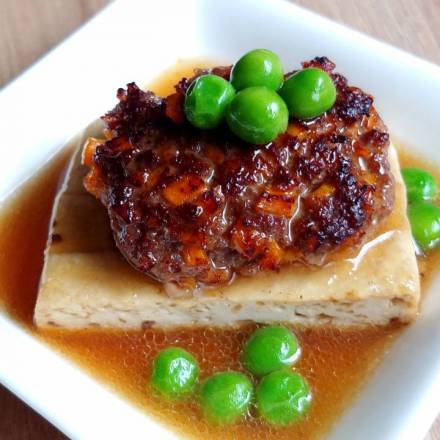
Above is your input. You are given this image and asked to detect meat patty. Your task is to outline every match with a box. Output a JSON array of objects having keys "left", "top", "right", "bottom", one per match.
[{"left": 83, "top": 57, "right": 394, "bottom": 291}]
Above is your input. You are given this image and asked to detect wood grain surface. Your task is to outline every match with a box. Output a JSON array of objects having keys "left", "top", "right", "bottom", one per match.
[{"left": 0, "top": 0, "right": 439, "bottom": 439}]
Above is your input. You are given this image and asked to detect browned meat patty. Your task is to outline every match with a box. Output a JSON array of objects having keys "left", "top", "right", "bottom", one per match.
[{"left": 83, "top": 57, "right": 394, "bottom": 291}]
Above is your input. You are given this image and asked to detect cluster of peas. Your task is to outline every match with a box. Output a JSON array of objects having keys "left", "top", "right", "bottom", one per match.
[
  {"left": 402, "top": 168, "right": 440, "bottom": 251},
  {"left": 185, "top": 49, "right": 440, "bottom": 249},
  {"left": 184, "top": 49, "right": 337, "bottom": 144},
  {"left": 151, "top": 325, "right": 311, "bottom": 425}
]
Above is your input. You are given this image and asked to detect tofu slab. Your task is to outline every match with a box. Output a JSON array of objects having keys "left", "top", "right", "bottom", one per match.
[{"left": 34, "top": 121, "right": 420, "bottom": 328}]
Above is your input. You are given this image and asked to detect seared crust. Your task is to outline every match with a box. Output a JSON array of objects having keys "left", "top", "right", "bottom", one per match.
[{"left": 83, "top": 57, "right": 394, "bottom": 290}]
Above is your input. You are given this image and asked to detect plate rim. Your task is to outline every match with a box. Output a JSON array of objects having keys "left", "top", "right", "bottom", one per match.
[{"left": 1, "top": 1, "right": 439, "bottom": 439}]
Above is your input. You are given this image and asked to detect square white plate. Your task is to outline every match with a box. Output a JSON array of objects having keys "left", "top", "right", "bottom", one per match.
[{"left": 1, "top": 0, "right": 440, "bottom": 439}]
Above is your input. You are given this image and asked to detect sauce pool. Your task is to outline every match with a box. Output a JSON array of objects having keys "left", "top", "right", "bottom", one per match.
[{"left": 0, "top": 62, "right": 438, "bottom": 440}]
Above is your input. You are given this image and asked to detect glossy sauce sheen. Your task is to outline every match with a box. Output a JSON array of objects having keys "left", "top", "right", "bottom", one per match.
[
  {"left": 0, "top": 62, "right": 438, "bottom": 440},
  {"left": 84, "top": 57, "right": 393, "bottom": 290}
]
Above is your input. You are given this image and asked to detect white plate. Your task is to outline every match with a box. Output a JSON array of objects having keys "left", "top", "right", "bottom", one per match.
[{"left": 1, "top": 0, "right": 440, "bottom": 439}]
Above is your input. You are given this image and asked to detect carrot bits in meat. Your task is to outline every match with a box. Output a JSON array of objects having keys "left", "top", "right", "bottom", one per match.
[
  {"left": 260, "top": 240, "right": 284, "bottom": 270},
  {"left": 183, "top": 246, "right": 209, "bottom": 267},
  {"left": 256, "top": 194, "right": 296, "bottom": 217},
  {"left": 82, "top": 137, "right": 104, "bottom": 167},
  {"left": 162, "top": 175, "right": 207, "bottom": 206}
]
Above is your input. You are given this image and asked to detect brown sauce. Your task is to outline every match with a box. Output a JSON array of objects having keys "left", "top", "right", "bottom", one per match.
[{"left": 0, "top": 62, "right": 439, "bottom": 440}]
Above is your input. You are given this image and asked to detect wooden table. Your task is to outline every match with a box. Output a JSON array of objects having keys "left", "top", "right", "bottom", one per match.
[{"left": 0, "top": 0, "right": 439, "bottom": 439}]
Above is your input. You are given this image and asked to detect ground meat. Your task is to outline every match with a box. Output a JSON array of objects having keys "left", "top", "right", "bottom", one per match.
[{"left": 83, "top": 57, "right": 394, "bottom": 291}]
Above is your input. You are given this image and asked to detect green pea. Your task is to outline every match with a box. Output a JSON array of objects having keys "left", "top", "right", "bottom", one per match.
[
  {"left": 199, "top": 371, "right": 253, "bottom": 423},
  {"left": 401, "top": 168, "right": 437, "bottom": 204},
  {"left": 242, "top": 325, "right": 300, "bottom": 376},
  {"left": 256, "top": 370, "right": 311, "bottom": 426},
  {"left": 408, "top": 203, "right": 440, "bottom": 251},
  {"left": 226, "top": 86, "right": 288, "bottom": 144},
  {"left": 230, "top": 49, "right": 284, "bottom": 91},
  {"left": 151, "top": 347, "right": 199, "bottom": 399},
  {"left": 279, "top": 67, "right": 336, "bottom": 119},
  {"left": 184, "top": 74, "right": 235, "bottom": 129}
]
